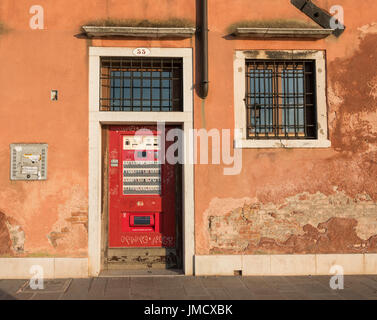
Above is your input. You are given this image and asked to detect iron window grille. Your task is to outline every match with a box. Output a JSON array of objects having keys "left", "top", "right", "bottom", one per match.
[
  {"left": 100, "top": 57, "right": 183, "bottom": 111},
  {"left": 245, "top": 60, "right": 317, "bottom": 139}
]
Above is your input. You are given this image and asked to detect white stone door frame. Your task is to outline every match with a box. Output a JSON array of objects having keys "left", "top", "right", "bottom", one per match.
[{"left": 88, "top": 47, "right": 195, "bottom": 276}]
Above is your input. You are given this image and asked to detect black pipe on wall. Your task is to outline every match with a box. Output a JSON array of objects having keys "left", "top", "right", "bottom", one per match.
[{"left": 197, "top": 0, "right": 209, "bottom": 99}]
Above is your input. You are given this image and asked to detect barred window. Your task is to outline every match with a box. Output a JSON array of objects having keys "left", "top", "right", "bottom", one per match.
[
  {"left": 100, "top": 57, "right": 183, "bottom": 111},
  {"left": 245, "top": 60, "right": 317, "bottom": 139}
]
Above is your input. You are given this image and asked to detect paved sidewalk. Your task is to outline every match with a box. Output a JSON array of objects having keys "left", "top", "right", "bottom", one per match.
[{"left": 1, "top": 275, "right": 377, "bottom": 300}]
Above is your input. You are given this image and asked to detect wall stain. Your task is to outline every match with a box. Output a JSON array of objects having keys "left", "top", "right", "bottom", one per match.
[
  {"left": 330, "top": 34, "right": 377, "bottom": 153},
  {"left": 207, "top": 190, "right": 377, "bottom": 255}
]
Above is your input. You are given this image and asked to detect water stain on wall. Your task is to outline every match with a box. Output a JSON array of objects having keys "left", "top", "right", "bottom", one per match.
[
  {"left": 330, "top": 34, "right": 377, "bottom": 154},
  {"left": 207, "top": 190, "right": 377, "bottom": 254}
]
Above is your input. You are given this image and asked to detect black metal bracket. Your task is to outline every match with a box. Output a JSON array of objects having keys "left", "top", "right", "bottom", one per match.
[{"left": 290, "top": 0, "right": 345, "bottom": 37}]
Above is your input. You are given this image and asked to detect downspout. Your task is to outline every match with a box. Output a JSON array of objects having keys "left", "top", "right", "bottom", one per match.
[{"left": 198, "top": 0, "right": 209, "bottom": 99}]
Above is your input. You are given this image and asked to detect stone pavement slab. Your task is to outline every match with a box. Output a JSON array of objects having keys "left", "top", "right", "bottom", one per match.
[
  {"left": 0, "top": 275, "right": 375, "bottom": 300},
  {"left": 61, "top": 278, "right": 92, "bottom": 300}
]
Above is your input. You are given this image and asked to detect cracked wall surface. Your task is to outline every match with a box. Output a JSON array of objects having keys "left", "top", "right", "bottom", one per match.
[
  {"left": 206, "top": 190, "right": 377, "bottom": 254},
  {"left": 0, "top": 180, "right": 88, "bottom": 257}
]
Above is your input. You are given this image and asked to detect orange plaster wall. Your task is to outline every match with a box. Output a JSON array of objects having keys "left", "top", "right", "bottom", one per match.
[
  {"left": 194, "top": 0, "right": 377, "bottom": 254},
  {"left": 0, "top": 0, "right": 194, "bottom": 256},
  {"left": 0, "top": 0, "right": 376, "bottom": 257}
]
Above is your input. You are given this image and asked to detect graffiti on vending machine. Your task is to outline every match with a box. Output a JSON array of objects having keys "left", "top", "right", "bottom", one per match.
[{"left": 121, "top": 234, "right": 175, "bottom": 247}]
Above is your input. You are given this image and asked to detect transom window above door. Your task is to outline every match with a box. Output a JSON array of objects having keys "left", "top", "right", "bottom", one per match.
[{"left": 100, "top": 57, "right": 183, "bottom": 111}]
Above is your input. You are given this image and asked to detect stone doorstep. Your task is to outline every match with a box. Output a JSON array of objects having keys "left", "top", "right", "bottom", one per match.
[{"left": 99, "top": 269, "right": 184, "bottom": 277}]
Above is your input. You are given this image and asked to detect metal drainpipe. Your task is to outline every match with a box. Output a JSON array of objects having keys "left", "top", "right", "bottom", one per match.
[{"left": 199, "top": 0, "right": 209, "bottom": 99}]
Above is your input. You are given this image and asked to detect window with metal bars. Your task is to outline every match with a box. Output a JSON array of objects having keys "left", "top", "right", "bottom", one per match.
[
  {"left": 245, "top": 60, "right": 317, "bottom": 139},
  {"left": 100, "top": 57, "right": 183, "bottom": 111}
]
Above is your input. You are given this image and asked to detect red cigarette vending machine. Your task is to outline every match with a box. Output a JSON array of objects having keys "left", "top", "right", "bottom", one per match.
[{"left": 108, "top": 125, "right": 177, "bottom": 249}]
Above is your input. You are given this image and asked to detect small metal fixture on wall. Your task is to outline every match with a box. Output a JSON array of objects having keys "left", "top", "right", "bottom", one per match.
[
  {"left": 291, "top": 0, "right": 345, "bottom": 37},
  {"left": 51, "top": 90, "right": 58, "bottom": 101},
  {"left": 10, "top": 144, "right": 48, "bottom": 180}
]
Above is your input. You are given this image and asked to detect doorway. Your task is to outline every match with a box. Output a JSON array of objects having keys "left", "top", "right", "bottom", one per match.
[{"left": 102, "top": 124, "right": 183, "bottom": 271}]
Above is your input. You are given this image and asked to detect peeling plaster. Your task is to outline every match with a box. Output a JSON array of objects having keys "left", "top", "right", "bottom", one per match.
[
  {"left": 367, "top": 75, "right": 377, "bottom": 100},
  {"left": 358, "top": 23, "right": 377, "bottom": 39},
  {"left": 0, "top": 211, "right": 25, "bottom": 255},
  {"left": 47, "top": 185, "right": 88, "bottom": 256},
  {"left": 6, "top": 221, "right": 24, "bottom": 253},
  {"left": 205, "top": 189, "right": 377, "bottom": 255}
]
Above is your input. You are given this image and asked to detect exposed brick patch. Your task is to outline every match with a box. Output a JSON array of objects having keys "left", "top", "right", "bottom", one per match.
[
  {"left": 48, "top": 211, "right": 88, "bottom": 248},
  {"left": 65, "top": 211, "right": 88, "bottom": 230},
  {"left": 207, "top": 190, "right": 377, "bottom": 254},
  {"left": 257, "top": 217, "right": 372, "bottom": 254},
  {"left": 48, "top": 227, "right": 70, "bottom": 248}
]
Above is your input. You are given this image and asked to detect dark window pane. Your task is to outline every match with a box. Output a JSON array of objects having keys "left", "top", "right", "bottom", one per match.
[
  {"left": 245, "top": 60, "right": 317, "bottom": 139},
  {"left": 100, "top": 57, "right": 183, "bottom": 111}
]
